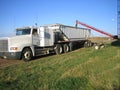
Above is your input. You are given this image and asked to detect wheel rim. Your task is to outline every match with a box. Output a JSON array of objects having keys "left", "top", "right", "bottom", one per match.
[
  {"left": 64, "top": 44, "right": 69, "bottom": 53},
  {"left": 66, "top": 45, "right": 69, "bottom": 52},
  {"left": 59, "top": 46, "right": 62, "bottom": 53},
  {"left": 24, "top": 51, "right": 31, "bottom": 59}
]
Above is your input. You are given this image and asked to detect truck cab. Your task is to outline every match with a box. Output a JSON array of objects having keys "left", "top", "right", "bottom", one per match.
[
  {"left": 16, "top": 27, "right": 40, "bottom": 46},
  {"left": 0, "top": 26, "right": 40, "bottom": 61},
  {"left": 0, "top": 26, "right": 55, "bottom": 61}
]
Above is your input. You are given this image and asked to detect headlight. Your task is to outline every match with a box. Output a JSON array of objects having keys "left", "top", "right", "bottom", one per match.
[{"left": 10, "top": 47, "right": 18, "bottom": 50}]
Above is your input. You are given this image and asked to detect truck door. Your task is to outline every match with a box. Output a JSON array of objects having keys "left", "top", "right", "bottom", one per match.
[{"left": 32, "top": 29, "right": 40, "bottom": 45}]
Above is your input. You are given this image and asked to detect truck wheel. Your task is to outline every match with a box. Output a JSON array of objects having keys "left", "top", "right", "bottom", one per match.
[
  {"left": 22, "top": 48, "right": 33, "bottom": 61},
  {"left": 63, "top": 44, "right": 69, "bottom": 53},
  {"left": 84, "top": 41, "right": 92, "bottom": 48},
  {"left": 55, "top": 44, "right": 63, "bottom": 55},
  {"left": 88, "top": 41, "right": 92, "bottom": 47},
  {"left": 84, "top": 41, "right": 88, "bottom": 48},
  {"left": 69, "top": 42, "right": 73, "bottom": 51}
]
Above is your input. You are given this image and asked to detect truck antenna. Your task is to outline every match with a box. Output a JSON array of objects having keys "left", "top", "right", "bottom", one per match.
[
  {"left": 35, "top": 23, "right": 37, "bottom": 27},
  {"left": 35, "top": 15, "right": 38, "bottom": 27}
]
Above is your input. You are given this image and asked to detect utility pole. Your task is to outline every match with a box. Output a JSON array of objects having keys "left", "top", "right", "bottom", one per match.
[{"left": 117, "top": 0, "right": 120, "bottom": 38}]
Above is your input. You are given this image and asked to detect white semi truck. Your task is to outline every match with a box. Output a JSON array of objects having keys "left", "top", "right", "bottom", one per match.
[{"left": 0, "top": 24, "right": 91, "bottom": 61}]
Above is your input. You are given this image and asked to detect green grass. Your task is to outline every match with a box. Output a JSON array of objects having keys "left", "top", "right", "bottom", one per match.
[{"left": 0, "top": 42, "right": 120, "bottom": 90}]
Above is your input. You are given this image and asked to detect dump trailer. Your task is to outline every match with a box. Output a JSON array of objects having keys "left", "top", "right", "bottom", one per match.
[{"left": 0, "top": 24, "right": 91, "bottom": 61}]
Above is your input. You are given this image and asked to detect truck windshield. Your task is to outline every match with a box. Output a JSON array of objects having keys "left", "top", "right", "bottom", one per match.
[{"left": 16, "top": 29, "right": 31, "bottom": 35}]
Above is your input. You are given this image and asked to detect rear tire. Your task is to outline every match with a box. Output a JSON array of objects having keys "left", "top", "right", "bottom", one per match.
[
  {"left": 63, "top": 44, "right": 69, "bottom": 53},
  {"left": 22, "top": 48, "right": 33, "bottom": 61},
  {"left": 54, "top": 44, "right": 63, "bottom": 55},
  {"left": 69, "top": 42, "right": 73, "bottom": 51}
]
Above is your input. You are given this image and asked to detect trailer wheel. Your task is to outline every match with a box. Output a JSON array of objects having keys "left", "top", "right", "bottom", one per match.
[
  {"left": 84, "top": 41, "right": 92, "bottom": 48},
  {"left": 63, "top": 44, "right": 69, "bottom": 53},
  {"left": 88, "top": 41, "right": 92, "bottom": 47},
  {"left": 84, "top": 41, "right": 88, "bottom": 48},
  {"left": 22, "top": 48, "right": 33, "bottom": 61},
  {"left": 55, "top": 44, "right": 63, "bottom": 55}
]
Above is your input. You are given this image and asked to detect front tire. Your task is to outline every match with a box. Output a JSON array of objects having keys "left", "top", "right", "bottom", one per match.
[{"left": 22, "top": 48, "right": 33, "bottom": 61}]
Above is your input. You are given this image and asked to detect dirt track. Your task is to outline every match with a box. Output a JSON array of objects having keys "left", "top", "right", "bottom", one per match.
[
  {"left": 0, "top": 58, "right": 24, "bottom": 68},
  {"left": 0, "top": 55, "right": 52, "bottom": 68}
]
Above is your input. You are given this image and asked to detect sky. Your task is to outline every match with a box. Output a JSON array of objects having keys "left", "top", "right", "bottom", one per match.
[{"left": 0, "top": 0, "right": 117, "bottom": 37}]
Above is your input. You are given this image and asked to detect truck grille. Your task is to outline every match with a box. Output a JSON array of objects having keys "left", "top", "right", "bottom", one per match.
[{"left": 0, "top": 40, "right": 8, "bottom": 51}]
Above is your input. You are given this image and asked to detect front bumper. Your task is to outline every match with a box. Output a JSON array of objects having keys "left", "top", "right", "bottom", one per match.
[{"left": 0, "top": 52, "right": 21, "bottom": 60}]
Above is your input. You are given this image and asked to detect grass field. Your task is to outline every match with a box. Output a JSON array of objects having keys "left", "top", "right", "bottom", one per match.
[{"left": 0, "top": 41, "right": 120, "bottom": 90}]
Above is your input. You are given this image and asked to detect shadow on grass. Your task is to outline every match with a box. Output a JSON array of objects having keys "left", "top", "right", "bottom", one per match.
[
  {"left": 0, "top": 77, "right": 119, "bottom": 90},
  {"left": 111, "top": 40, "right": 120, "bottom": 47},
  {"left": 55, "top": 76, "right": 92, "bottom": 90},
  {"left": 32, "top": 53, "right": 55, "bottom": 61}
]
